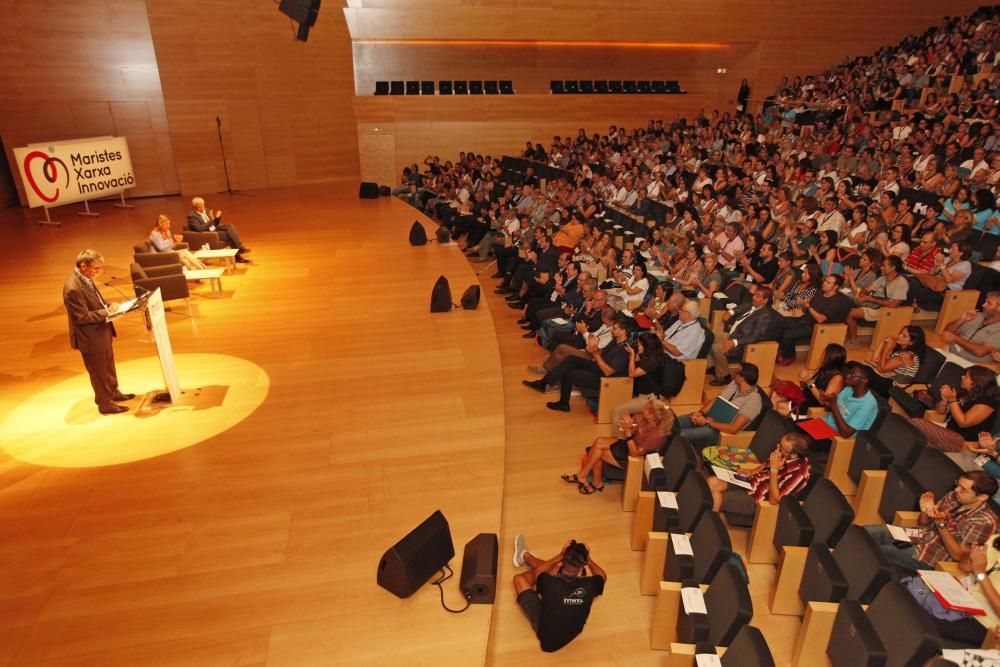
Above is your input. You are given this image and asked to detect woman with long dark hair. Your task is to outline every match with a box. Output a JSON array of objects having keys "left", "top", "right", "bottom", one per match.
[
  {"left": 803, "top": 343, "right": 846, "bottom": 404},
  {"left": 912, "top": 366, "right": 999, "bottom": 453},
  {"left": 867, "top": 324, "right": 925, "bottom": 397}
]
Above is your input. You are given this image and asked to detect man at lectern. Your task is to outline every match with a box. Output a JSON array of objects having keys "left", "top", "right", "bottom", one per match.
[
  {"left": 63, "top": 249, "right": 134, "bottom": 415},
  {"left": 186, "top": 196, "right": 250, "bottom": 263}
]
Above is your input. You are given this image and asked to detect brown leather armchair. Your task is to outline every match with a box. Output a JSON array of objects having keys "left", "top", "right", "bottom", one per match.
[
  {"left": 133, "top": 242, "right": 185, "bottom": 269},
  {"left": 180, "top": 227, "right": 226, "bottom": 250},
  {"left": 130, "top": 262, "right": 190, "bottom": 303}
]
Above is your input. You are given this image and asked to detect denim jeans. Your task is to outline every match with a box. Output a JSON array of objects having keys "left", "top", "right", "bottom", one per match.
[
  {"left": 864, "top": 524, "right": 931, "bottom": 571},
  {"left": 677, "top": 414, "right": 721, "bottom": 447}
]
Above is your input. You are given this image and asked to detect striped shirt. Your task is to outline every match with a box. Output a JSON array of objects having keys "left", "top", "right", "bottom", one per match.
[
  {"left": 912, "top": 491, "right": 999, "bottom": 566},
  {"left": 746, "top": 456, "right": 810, "bottom": 502}
]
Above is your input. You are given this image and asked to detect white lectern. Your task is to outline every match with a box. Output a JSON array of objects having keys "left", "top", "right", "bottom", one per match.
[{"left": 109, "top": 287, "right": 181, "bottom": 403}]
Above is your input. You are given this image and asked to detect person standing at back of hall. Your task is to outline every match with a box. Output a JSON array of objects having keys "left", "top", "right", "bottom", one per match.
[{"left": 63, "top": 249, "right": 135, "bottom": 415}]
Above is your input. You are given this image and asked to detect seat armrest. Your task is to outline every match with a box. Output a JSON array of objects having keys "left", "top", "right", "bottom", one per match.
[
  {"left": 893, "top": 511, "right": 921, "bottom": 527},
  {"left": 935, "top": 561, "right": 964, "bottom": 577},
  {"left": 718, "top": 432, "right": 753, "bottom": 448}
]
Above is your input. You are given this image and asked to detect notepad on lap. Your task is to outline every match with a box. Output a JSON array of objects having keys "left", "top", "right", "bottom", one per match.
[
  {"left": 705, "top": 396, "right": 739, "bottom": 423},
  {"left": 797, "top": 418, "right": 840, "bottom": 440},
  {"left": 918, "top": 570, "right": 987, "bottom": 615},
  {"left": 711, "top": 465, "right": 752, "bottom": 490}
]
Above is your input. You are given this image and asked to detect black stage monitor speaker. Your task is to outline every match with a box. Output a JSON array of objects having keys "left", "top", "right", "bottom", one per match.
[
  {"left": 439, "top": 80, "right": 453, "bottom": 95},
  {"left": 499, "top": 80, "right": 514, "bottom": 94},
  {"left": 484, "top": 80, "right": 499, "bottom": 94},
  {"left": 409, "top": 221, "right": 427, "bottom": 246},
  {"left": 565, "top": 80, "right": 579, "bottom": 94},
  {"left": 454, "top": 80, "right": 468, "bottom": 95},
  {"left": 406, "top": 80, "right": 420, "bottom": 95},
  {"left": 374, "top": 81, "right": 389, "bottom": 95},
  {"left": 377, "top": 510, "right": 455, "bottom": 598},
  {"left": 460, "top": 533, "right": 498, "bottom": 604},
  {"left": 435, "top": 226, "right": 451, "bottom": 243},
  {"left": 390, "top": 80, "right": 405, "bottom": 95},
  {"left": 460, "top": 285, "right": 481, "bottom": 309},
  {"left": 430, "top": 275, "right": 453, "bottom": 312},
  {"left": 359, "top": 181, "right": 379, "bottom": 199},
  {"left": 421, "top": 80, "right": 435, "bottom": 95},
  {"left": 469, "top": 81, "right": 484, "bottom": 95}
]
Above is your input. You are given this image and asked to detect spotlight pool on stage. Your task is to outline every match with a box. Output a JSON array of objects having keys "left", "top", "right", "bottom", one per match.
[{"left": 0, "top": 353, "right": 270, "bottom": 468}]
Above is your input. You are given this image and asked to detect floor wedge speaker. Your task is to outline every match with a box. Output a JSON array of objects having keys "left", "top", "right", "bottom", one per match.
[
  {"left": 359, "top": 181, "right": 379, "bottom": 198},
  {"left": 430, "top": 275, "right": 452, "bottom": 312},
  {"left": 459, "top": 533, "right": 498, "bottom": 604},
  {"left": 377, "top": 510, "right": 455, "bottom": 598}
]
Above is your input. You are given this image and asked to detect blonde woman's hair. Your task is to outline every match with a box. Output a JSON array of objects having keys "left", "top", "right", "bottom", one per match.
[{"left": 645, "top": 399, "right": 675, "bottom": 436}]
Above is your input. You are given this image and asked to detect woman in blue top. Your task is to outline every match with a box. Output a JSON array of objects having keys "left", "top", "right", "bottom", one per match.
[
  {"left": 940, "top": 186, "right": 972, "bottom": 224},
  {"left": 972, "top": 189, "right": 997, "bottom": 235}
]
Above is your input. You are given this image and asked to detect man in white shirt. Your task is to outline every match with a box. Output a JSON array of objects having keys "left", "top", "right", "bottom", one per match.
[
  {"left": 961, "top": 147, "right": 990, "bottom": 184},
  {"left": 815, "top": 196, "right": 846, "bottom": 239}
]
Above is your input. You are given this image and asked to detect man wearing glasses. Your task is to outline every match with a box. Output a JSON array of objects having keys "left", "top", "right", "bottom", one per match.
[{"left": 864, "top": 471, "right": 999, "bottom": 571}]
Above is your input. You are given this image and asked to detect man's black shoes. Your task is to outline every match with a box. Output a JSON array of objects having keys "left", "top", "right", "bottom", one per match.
[
  {"left": 99, "top": 404, "right": 128, "bottom": 415},
  {"left": 546, "top": 401, "right": 570, "bottom": 412},
  {"left": 522, "top": 379, "right": 546, "bottom": 392}
]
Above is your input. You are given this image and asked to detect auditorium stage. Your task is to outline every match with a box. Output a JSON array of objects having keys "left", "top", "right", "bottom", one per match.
[
  {"left": 0, "top": 184, "right": 800, "bottom": 666},
  {"left": 0, "top": 184, "right": 512, "bottom": 666}
]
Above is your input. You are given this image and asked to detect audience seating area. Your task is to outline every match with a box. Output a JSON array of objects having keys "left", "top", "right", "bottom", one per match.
[{"left": 397, "top": 6, "right": 1000, "bottom": 663}]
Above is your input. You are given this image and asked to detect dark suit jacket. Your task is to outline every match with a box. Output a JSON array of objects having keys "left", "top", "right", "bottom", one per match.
[
  {"left": 63, "top": 271, "right": 115, "bottom": 353},
  {"left": 534, "top": 246, "right": 560, "bottom": 276},
  {"left": 727, "top": 304, "right": 779, "bottom": 354},
  {"left": 187, "top": 209, "right": 220, "bottom": 232}
]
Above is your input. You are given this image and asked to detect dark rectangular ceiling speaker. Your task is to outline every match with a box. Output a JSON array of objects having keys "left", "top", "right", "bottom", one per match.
[
  {"left": 406, "top": 80, "right": 420, "bottom": 95},
  {"left": 359, "top": 182, "right": 379, "bottom": 199},
  {"left": 377, "top": 510, "right": 455, "bottom": 598},
  {"left": 278, "top": 0, "right": 320, "bottom": 26},
  {"left": 390, "top": 80, "right": 404, "bottom": 95},
  {"left": 439, "top": 80, "right": 453, "bottom": 95},
  {"left": 484, "top": 80, "right": 499, "bottom": 94},
  {"left": 459, "top": 533, "right": 498, "bottom": 604},
  {"left": 374, "top": 81, "right": 389, "bottom": 95},
  {"left": 421, "top": 80, "right": 435, "bottom": 95},
  {"left": 499, "top": 80, "right": 514, "bottom": 94}
]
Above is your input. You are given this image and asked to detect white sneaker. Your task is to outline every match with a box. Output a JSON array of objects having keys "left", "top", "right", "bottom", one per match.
[{"left": 513, "top": 534, "right": 529, "bottom": 568}]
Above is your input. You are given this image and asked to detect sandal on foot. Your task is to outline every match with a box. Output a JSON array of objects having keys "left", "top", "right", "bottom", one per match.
[
  {"left": 561, "top": 473, "right": 582, "bottom": 485},
  {"left": 578, "top": 483, "right": 605, "bottom": 495}
]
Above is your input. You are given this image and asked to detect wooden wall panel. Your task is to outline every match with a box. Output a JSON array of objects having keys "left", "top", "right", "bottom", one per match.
[
  {"left": 347, "top": 0, "right": 985, "bottom": 183},
  {"left": 146, "top": 0, "right": 361, "bottom": 195},
  {"left": 0, "top": 0, "right": 180, "bottom": 206}
]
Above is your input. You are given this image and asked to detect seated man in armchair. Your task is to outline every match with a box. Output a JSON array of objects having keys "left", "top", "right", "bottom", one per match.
[{"left": 187, "top": 196, "right": 251, "bottom": 263}]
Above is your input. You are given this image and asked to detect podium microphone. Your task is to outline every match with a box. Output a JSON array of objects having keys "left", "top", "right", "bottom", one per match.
[{"left": 106, "top": 278, "right": 147, "bottom": 298}]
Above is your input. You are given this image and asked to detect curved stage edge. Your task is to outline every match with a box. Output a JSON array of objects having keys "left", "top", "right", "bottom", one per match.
[{"left": 0, "top": 184, "right": 506, "bottom": 666}]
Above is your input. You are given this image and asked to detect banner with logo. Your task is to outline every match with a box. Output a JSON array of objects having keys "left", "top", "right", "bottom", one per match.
[{"left": 13, "top": 136, "right": 135, "bottom": 209}]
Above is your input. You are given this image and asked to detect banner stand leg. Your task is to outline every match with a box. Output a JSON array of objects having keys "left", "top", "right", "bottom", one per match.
[
  {"left": 114, "top": 192, "right": 134, "bottom": 209},
  {"left": 38, "top": 207, "right": 60, "bottom": 227},
  {"left": 77, "top": 200, "right": 100, "bottom": 218}
]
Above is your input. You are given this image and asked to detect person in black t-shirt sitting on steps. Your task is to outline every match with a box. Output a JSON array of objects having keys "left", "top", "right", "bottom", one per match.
[{"left": 511, "top": 536, "right": 607, "bottom": 652}]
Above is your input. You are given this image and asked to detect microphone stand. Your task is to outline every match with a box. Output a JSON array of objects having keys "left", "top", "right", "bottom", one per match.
[{"left": 216, "top": 115, "right": 253, "bottom": 197}]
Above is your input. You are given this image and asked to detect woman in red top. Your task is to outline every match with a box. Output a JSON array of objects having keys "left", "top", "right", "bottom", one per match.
[{"left": 562, "top": 399, "right": 673, "bottom": 494}]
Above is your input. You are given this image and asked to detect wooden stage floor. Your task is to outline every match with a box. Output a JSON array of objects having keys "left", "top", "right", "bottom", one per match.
[{"left": 0, "top": 185, "right": 799, "bottom": 666}]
